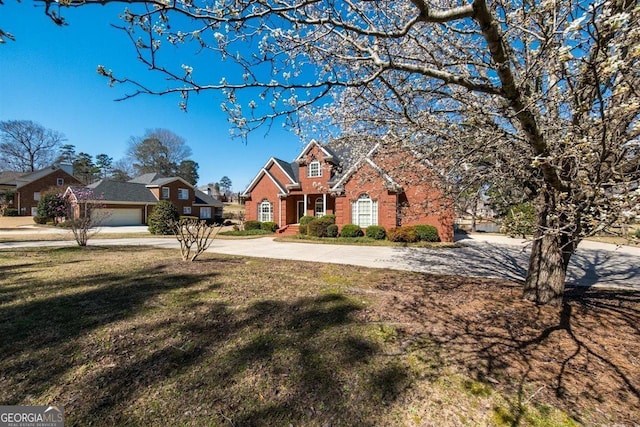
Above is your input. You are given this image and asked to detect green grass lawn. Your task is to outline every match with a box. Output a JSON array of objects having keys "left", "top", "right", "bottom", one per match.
[{"left": 0, "top": 247, "right": 638, "bottom": 426}]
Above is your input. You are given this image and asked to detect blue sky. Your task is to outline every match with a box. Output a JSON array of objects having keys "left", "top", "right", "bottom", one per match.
[{"left": 0, "top": 2, "right": 305, "bottom": 191}]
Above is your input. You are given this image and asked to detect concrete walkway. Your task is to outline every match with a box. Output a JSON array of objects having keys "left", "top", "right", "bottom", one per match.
[{"left": 1, "top": 231, "right": 639, "bottom": 290}]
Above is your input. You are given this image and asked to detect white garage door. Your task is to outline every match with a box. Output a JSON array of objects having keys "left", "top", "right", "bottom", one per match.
[{"left": 93, "top": 208, "right": 142, "bottom": 226}]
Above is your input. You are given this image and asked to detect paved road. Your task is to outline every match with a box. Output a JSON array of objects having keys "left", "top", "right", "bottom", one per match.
[{"left": 1, "top": 230, "right": 639, "bottom": 290}]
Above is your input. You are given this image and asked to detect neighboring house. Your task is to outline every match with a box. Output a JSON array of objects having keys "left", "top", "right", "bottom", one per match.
[
  {"left": 65, "top": 173, "right": 224, "bottom": 226},
  {"left": 242, "top": 140, "right": 455, "bottom": 241},
  {"left": 0, "top": 164, "right": 81, "bottom": 216}
]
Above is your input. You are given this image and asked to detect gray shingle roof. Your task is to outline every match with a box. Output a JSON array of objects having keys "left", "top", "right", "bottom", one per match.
[
  {"left": 87, "top": 180, "right": 159, "bottom": 203},
  {"left": 128, "top": 173, "right": 165, "bottom": 184},
  {"left": 273, "top": 158, "right": 299, "bottom": 182},
  {"left": 194, "top": 189, "right": 224, "bottom": 207}
]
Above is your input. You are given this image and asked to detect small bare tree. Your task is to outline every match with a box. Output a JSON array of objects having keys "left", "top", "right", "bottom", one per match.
[
  {"left": 63, "top": 187, "right": 109, "bottom": 246},
  {"left": 171, "top": 218, "right": 221, "bottom": 262}
]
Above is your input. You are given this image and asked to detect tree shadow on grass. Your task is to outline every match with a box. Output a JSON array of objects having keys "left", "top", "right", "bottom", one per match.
[
  {"left": 1, "top": 252, "right": 415, "bottom": 426},
  {"left": 378, "top": 273, "right": 640, "bottom": 425},
  {"left": 0, "top": 260, "right": 219, "bottom": 407}
]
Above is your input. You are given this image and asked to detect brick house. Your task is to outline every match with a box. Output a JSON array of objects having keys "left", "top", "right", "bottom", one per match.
[
  {"left": 0, "top": 164, "right": 82, "bottom": 216},
  {"left": 65, "top": 173, "right": 223, "bottom": 226},
  {"left": 241, "top": 140, "right": 454, "bottom": 241}
]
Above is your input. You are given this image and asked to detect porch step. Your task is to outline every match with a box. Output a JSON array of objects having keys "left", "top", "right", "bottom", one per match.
[{"left": 277, "top": 224, "right": 300, "bottom": 236}]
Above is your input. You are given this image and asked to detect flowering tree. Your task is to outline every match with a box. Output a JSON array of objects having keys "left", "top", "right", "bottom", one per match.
[
  {"left": 25, "top": 0, "right": 640, "bottom": 305},
  {"left": 63, "top": 187, "right": 109, "bottom": 246},
  {"left": 36, "top": 188, "right": 68, "bottom": 223}
]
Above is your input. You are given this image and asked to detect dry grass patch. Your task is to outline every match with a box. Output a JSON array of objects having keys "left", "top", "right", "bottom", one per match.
[{"left": 0, "top": 247, "right": 638, "bottom": 426}]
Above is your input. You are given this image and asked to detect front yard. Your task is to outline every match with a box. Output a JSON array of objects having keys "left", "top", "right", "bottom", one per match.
[{"left": 0, "top": 247, "right": 638, "bottom": 426}]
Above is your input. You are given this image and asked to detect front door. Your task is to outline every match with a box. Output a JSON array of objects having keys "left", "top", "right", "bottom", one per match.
[{"left": 297, "top": 201, "right": 304, "bottom": 223}]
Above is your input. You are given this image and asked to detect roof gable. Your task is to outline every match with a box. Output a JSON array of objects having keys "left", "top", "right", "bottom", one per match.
[
  {"left": 15, "top": 166, "right": 76, "bottom": 189},
  {"left": 242, "top": 157, "right": 297, "bottom": 196},
  {"left": 294, "top": 139, "right": 335, "bottom": 163}
]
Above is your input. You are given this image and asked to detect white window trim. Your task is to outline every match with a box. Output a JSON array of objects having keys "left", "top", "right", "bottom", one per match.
[
  {"left": 162, "top": 187, "right": 170, "bottom": 199},
  {"left": 308, "top": 160, "right": 322, "bottom": 178},
  {"left": 183, "top": 206, "right": 192, "bottom": 215},
  {"left": 34, "top": 192, "right": 41, "bottom": 201},
  {"left": 259, "top": 200, "right": 273, "bottom": 222},
  {"left": 315, "top": 197, "right": 324, "bottom": 218},
  {"left": 57, "top": 178, "right": 64, "bottom": 186},
  {"left": 351, "top": 194, "right": 378, "bottom": 227},
  {"left": 178, "top": 188, "right": 189, "bottom": 200}
]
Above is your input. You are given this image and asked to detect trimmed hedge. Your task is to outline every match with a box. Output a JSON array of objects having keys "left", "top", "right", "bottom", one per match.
[
  {"left": 4, "top": 208, "right": 18, "bottom": 216},
  {"left": 327, "top": 224, "right": 339, "bottom": 237},
  {"left": 365, "top": 225, "right": 386, "bottom": 240},
  {"left": 340, "top": 224, "right": 364, "bottom": 238},
  {"left": 299, "top": 215, "right": 315, "bottom": 226},
  {"left": 261, "top": 221, "right": 278, "bottom": 232},
  {"left": 245, "top": 220, "right": 262, "bottom": 230},
  {"left": 415, "top": 224, "right": 440, "bottom": 242},
  {"left": 307, "top": 216, "right": 335, "bottom": 237},
  {"left": 388, "top": 226, "right": 419, "bottom": 243}
]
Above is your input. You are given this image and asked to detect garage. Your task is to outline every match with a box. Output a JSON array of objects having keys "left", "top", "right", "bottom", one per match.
[{"left": 93, "top": 208, "right": 143, "bottom": 226}]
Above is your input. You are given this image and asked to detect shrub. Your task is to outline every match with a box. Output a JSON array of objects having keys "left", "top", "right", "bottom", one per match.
[
  {"left": 245, "top": 220, "right": 262, "bottom": 230},
  {"left": 635, "top": 228, "right": 640, "bottom": 239},
  {"left": 33, "top": 215, "right": 47, "bottom": 225},
  {"left": 148, "top": 200, "right": 179, "bottom": 235},
  {"left": 299, "top": 215, "right": 315, "bottom": 226},
  {"left": 298, "top": 224, "right": 307, "bottom": 235},
  {"left": 340, "top": 224, "right": 364, "bottom": 238},
  {"left": 415, "top": 224, "right": 440, "bottom": 242},
  {"left": 261, "top": 221, "right": 278, "bottom": 232},
  {"left": 366, "top": 225, "right": 386, "bottom": 240},
  {"left": 327, "top": 224, "right": 339, "bottom": 238},
  {"left": 388, "top": 226, "right": 419, "bottom": 243},
  {"left": 36, "top": 189, "right": 68, "bottom": 222},
  {"left": 307, "top": 216, "right": 335, "bottom": 237},
  {"left": 179, "top": 215, "right": 199, "bottom": 221},
  {"left": 322, "top": 214, "right": 336, "bottom": 223},
  {"left": 4, "top": 208, "right": 18, "bottom": 216}
]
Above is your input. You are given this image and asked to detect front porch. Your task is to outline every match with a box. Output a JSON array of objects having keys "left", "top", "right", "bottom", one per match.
[{"left": 280, "top": 193, "right": 336, "bottom": 227}]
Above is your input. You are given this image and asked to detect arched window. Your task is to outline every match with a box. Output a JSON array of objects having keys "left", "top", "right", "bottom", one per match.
[
  {"left": 351, "top": 194, "right": 378, "bottom": 227},
  {"left": 315, "top": 197, "right": 324, "bottom": 217},
  {"left": 308, "top": 160, "right": 322, "bottom": 177},
  {"left": 259, "top": 200, "right": 273, "bottom": 222}
]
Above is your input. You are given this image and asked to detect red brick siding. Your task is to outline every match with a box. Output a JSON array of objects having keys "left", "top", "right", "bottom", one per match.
[
  {"left": 296, "top": 145, "right": 335, "bottom": 194},
  {"left": 245, "top": 175, "right": 284, "bottom": 226},
  {"left": 154, "top": 180, "right": 195, "bottom": 215},
  {"left": 16, "top": 170, "right": 82, "bottom": 216}
]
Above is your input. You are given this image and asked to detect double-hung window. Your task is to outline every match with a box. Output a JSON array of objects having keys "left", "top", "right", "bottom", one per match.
[
  {"left": 308, "top": 160, "right": 321, "bottom": 178},
  {"left": 259, "top": 200, "right": 273, "bottom": 222},
  {"left": 178, "top": 188, "right": 189, "bottom": 200},
  {"left": 162, "top": 187, "right": 170, "bottom": 199},
  {"left": 351, "top": 194, "right": 378, "bottom": 227}
]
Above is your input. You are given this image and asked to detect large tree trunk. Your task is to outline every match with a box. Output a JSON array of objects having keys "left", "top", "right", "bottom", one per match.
[
  {"left": 523, "top": 194, "right": 579, "bottom": 306},
  {"left": 523, "top": 234, "right": 568, "bottom": 306}
]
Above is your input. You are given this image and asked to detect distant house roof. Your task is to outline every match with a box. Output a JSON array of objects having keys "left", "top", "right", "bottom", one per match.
[
  {"left": 87, "top": 180, "right": 159, "bottom": 203},
  {"left": 128, "top": 173, "right": 165, "bottom": 184},
  {"left": 128, "top": 173, "right": 194, "bottom": 188},
  {"left": 0, "top": 170, "right": 24, "bottom": 186},
  {"left": 14, "top": 166, "right": 76, "bottom": 189},
  {"left": 194, "top": 189, "right": 224, "bottom": 207}
]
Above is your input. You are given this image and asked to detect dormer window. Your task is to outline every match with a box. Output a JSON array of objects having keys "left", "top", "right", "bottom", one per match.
[{"left": 308, "top": 160, "right": 322, "bottom": 178}]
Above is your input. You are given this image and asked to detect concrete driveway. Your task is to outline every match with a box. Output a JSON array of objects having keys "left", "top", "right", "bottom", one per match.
[{"left": 1, "top": 231, "right": 639, "bottom": 290}]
